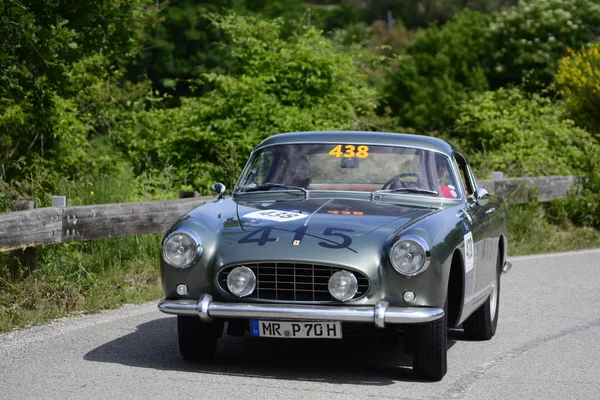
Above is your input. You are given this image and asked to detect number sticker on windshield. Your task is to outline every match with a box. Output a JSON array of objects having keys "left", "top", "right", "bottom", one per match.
[{"left": 328, "top": 145, "right": 369, "bottom": 158}]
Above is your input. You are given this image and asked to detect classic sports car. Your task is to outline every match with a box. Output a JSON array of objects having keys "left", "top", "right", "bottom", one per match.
[{"left": 158, "top": 131, "right": 511, "bottom": 381}]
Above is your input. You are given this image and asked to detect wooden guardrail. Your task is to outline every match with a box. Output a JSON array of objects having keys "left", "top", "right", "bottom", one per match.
[
  {"left": 0, "top": 175, "right": 579, "bottom": 257},
  {"left": 478, "top": 174, "right": 579, "bottom": 203},
  {"left": 0, "top": 196, "right": 214, "bottom": 255}
]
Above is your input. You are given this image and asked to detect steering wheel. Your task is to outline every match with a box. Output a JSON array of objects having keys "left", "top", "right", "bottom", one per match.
[{"left": 382, "top": 172, "right": 420, "bottom": 190}]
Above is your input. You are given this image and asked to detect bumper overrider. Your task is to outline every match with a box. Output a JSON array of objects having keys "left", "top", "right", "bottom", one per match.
[{"left": 158, "top": 294, "right": 444, "bottom": 328}]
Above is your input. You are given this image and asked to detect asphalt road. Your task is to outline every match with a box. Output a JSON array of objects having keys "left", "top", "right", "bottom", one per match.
[{"left": 1, "top": 249, "right": 600, "bottom": 400}]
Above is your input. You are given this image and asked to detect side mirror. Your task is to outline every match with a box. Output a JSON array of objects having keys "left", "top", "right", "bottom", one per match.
[
  {"left": 211, "top": 182, "right": 226, "bottom": 199},
  {"left": 476, "top": 188, "right": 489, "bottom": 206}
]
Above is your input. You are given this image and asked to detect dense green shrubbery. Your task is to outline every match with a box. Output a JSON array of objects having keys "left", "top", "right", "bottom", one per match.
[
  {"left": 487, "top": 0, "right": 600, "bottom": 91},
  {"left": 381, "top": 0, "right": 600, "bottom": 133},
  {"left": 555, "top": 42, "right": 600, "bottom": 138},
  {"left": 452, "top": 87, "right": 600, "bottom": 178},
  {"left": 382, "top": 10, "right": 492, "bottom": 132},
  {"left": 0, "top": 0, "right": 157, "bottom": 207},
  {"left": 116, "top": 14, "right": 377, "bottom": 192}
]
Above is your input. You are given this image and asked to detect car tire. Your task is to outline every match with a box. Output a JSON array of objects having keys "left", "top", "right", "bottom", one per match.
[
  {"left": 463, "top": 250, "right": 501, "bottom": 340},
  {"left": 177, "top": 316, "right": 223, "bottom": 361},
  {"left": 409, "top": 299, "right": 448, "bottom": 381}
]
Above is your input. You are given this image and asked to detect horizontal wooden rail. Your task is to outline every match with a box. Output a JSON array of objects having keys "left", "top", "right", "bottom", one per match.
[
  {"left": 0, "top": 197, "right": 214, "bottom": 253},
  {"left": 0, "top": 175, "right": 579, "bottom": 253},
  {"left": 478, "top": 175, "right": 578, "bottom": 203}
]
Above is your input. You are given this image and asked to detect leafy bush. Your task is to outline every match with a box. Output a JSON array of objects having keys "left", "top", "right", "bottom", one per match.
[
  {"left": 452, "top": 87, "right": 600, "bottom": 178},
  {"left": 0, "top": 1, "right": 155, "bottom": 202},
  {"left": 381, "top": 10, "right": 492, "bottom": 132},
  {"left": 116, "top": 14, "right": 378, "bottom": 192},
  {"left": 486, "top": 0, "right": 600, "bottom": 91},
  {"left": 555, "top": 42, "right": 600, "bottom": 138}
]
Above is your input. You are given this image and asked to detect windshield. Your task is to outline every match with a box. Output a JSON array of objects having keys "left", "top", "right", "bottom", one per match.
[{"left": 235, "top": 143, "right": 461, "bottom": 199}]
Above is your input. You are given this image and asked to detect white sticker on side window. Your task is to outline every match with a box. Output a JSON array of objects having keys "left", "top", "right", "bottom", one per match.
[
  {"left": 464, "top": 231, "right": 474, "bottom": 273},
  {"left": 243, "top": 209, "right": 308, "bottom": 222}
]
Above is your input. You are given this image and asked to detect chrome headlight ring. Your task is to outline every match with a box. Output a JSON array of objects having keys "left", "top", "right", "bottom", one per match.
[
  {"left": 389, "top": 235, "right": 431, "bottom": 277},
  {"left": 162, "top": 228, "right": 204, "bottom": 269}
]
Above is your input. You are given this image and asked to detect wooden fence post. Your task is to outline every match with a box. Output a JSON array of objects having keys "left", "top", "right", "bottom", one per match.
[{"left": 10, "top": 200, "right": 38, "bottom": 274}]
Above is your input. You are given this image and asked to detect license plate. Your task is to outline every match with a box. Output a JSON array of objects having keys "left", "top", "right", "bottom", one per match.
[{"left": 250, "top": 320, "right": 342, "bottom": 339}]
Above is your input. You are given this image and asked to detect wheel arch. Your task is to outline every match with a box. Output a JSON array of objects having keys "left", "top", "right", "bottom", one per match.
[
  {"left": 498, "top": 234, "right": 506, "bottom": 270},
  {"left": 447, "top": 249, "right": 464, "bottom": 328}
]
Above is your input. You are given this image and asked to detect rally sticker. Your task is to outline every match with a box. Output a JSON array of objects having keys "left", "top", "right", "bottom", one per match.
[
  {"left": 243, "top": 209, "right": 308, "bottom": 222},
  {"left": 463, "top": 221, "right": 475, "bottom": 273}
]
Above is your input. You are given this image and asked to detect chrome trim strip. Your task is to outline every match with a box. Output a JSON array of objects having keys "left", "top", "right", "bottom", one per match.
[
  {"left": 502, "top": 261, "right": 512, "bottom": 274},
  {"left": 158, "top": 298, "right": 444, "bottom": 326},
  {"left": 374, "top": 301, "right": 389, "bottom": 328}
]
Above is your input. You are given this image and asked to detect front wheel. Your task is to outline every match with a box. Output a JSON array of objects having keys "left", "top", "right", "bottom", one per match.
[
  {"left": 463, "top": 250, "right": 501, "bottom": 340},
  {"left": 177, "top": 316, "right": 223, "bottom": 361},
  {"left": 408, "top": 300, "right": 448, "bottom": 381}
]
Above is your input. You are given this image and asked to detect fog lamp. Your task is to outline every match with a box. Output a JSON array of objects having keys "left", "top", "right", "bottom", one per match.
[
  {"left": 403, "top": 290, "right": 416, "bottom": 303},
  {"left": 227, "top": 266, "right": 256, "bottom": 297},
  {"left": 328, "top": 270, "right": 358, "bottom": 302},
  {"left": 176, "top": 284, "right": 188, "bottom": 296}
]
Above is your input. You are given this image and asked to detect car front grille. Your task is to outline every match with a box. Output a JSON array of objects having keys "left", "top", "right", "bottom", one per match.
[{"left": 218, "top": 262, "right": 370, "bottom": 302}]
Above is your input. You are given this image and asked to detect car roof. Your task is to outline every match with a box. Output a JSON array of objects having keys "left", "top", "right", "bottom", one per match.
[{"left": 255, "top": 131, "right": 456, "bottom": 155}]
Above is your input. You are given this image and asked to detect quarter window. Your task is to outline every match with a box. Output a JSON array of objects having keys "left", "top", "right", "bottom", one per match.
[{"left": 454, "top": 153, "right": 475, "bottom": 197}]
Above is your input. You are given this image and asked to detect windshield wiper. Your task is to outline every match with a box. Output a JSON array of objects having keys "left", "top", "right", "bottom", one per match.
[
  {"left": 376, "top": 187, "right": 439, "bottom": 197},
  {"left": 243, "top": 182, "right": 308, "bottom": 196}
]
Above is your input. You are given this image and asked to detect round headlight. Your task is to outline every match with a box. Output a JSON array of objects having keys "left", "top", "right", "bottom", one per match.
[
  {"left": 390, "top": 238, "right": 429, "bottom": 276},
  {"left": 328, "top": 270, "right": 358, "bottom": 302},
  {"left": 163, "top": 231, "right": 201, "bottom": 268},
  {"left": 227, "top": 266, "right": 256, "bottom": 297}
]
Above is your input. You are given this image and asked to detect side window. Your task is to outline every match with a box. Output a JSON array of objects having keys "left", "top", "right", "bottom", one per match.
[{"left": 454, "top": 153, "right": 475, "bottom": 197}]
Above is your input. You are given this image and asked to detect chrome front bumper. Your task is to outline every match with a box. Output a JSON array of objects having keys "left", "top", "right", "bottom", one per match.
[{"left": 158, "top": 294, "right": 444, "bottom": 328}]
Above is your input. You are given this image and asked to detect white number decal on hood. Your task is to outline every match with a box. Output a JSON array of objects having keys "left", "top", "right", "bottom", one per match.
[{"left": 243, "top": 209, "right": 308, "bottom": 222}]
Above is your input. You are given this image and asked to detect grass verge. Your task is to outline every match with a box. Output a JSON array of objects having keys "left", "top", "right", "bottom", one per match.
[
  {"left": 0, "top": 235, "right": 162, "bottom": 333},
  {"left": 508, "top": 201, "right": 600, "bottom": 256}
]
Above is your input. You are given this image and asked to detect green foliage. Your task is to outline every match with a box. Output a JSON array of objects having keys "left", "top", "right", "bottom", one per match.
[
  {"left": 453, "top": 87, "right": 600, "bottom": 178},
  {"left": 134, "top": 0, "right": 308, "bottom": 96},
  {"left": 487, "top": 0, "right": 600, "bottom": 91},
  {"left": 382, "top": 10, "right": 492, "bottom": 132},
  {"left": 555, "top": 42, "right": 600, "bottom": 137},
  {"left": 0, "top": 0, "right": 155, "bottom": 201},
  {"left": 389, "top": 0, "right": 517, "bottom": 29},
  {"left": 116, "top": 13, "right": 377, "bottom": 192}
]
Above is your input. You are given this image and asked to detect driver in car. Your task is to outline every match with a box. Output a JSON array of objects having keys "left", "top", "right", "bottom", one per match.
[{"left": 436, "top": 156, "right": 458, "bottom": 199}]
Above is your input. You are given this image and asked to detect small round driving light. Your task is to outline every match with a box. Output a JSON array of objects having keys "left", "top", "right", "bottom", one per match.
[
  {"left": 328, "top": 270, "right": 358, "bottom": 302},
  {"left": 227, "top": 266, "right": 256, "bottom": 297},
  {"left": 176, "top": 284, "right": 188, "bottom": 296},
  {"left": 390, "top": 238, "right": 429, "bottom": 276},
  {"left": 403, "top": 290, "right": 416, "bottom": 303},
  {"left": 163, "top": 231, "right": 202, "bottom": 268}
]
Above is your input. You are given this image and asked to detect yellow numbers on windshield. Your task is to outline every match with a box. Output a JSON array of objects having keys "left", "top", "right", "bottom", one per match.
[{"left": 328, "top": 145, "right": 369, "bottom": 158}]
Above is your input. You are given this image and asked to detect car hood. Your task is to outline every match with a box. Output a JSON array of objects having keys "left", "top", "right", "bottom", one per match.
[{"left": 236, "top": 197, "right": 436, "bottom": 236}]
